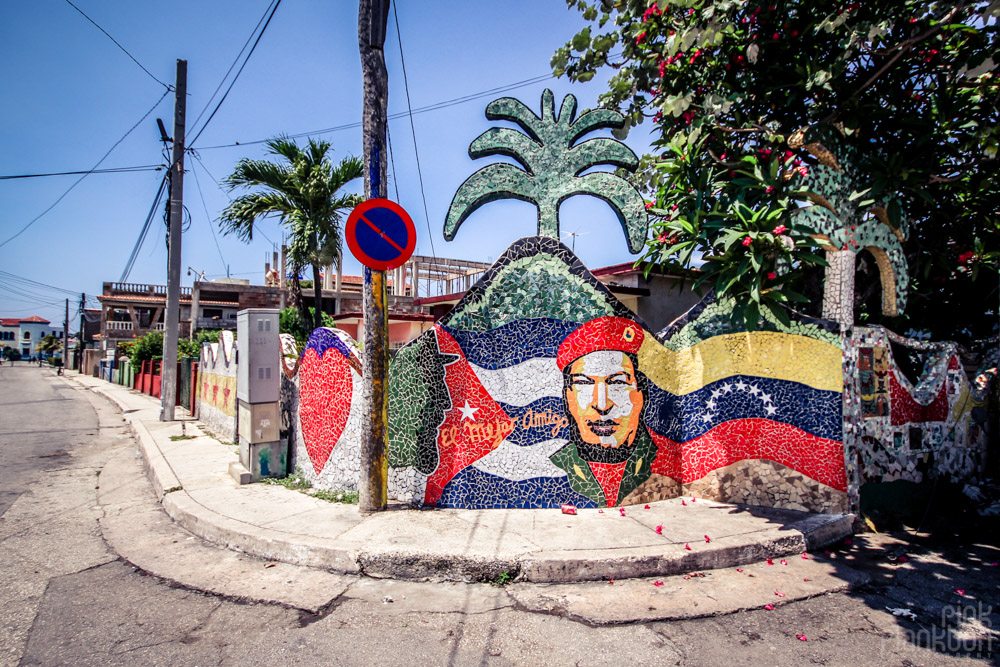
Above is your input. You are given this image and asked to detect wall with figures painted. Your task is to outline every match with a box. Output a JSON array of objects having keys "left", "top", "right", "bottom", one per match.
[
  {"left": 843, "top": 327, "right": 990, "bottom": 509},
  {"left": 196, "top": 330, "right": 237, "bottom": 442}
]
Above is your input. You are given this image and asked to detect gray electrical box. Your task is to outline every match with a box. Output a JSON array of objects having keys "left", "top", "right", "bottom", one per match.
[{"left": 236, "top": 308, "right": 280, "bottom": 404}]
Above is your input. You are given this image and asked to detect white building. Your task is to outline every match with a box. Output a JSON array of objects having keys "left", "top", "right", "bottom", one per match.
[{"left": 0, "top": 316, "right": 64, "bottom": 358}]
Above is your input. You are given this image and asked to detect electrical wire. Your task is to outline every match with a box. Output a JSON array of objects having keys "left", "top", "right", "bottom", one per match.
[
  {"left": 0, "top": 88, "right": 171, "bottom": 250},
  {"left": 119, "top": 173, "right": 169, "bottom": 282},
  {"left": 0, "top": 270, "right": 82, "bottom": 297},
  {"left": 190, "top": 159, "right": 230, "bottom": 273},
  {"left": 188, "top": 0, "right": 277, "bottom": 134},
  {"left": 194, "top": 72, "right": 556, "bottom": 151},
  {"left": 386, "top": 124, "right": 401, "bottom": 203},
  {"left": 187, "top": 0, "right": 282, "bottom": 148},
  {"left": 62, "top": 0, "right": 170, "bottom": 90},
  {"left": 190, "top": 152, "right": 275, "bottom": 248},
  {"left": 0, "top": 165, "right": 163, "bottom": 180},
  {"left": 391, "top": 0, "right": 436, "bottom": 260}
]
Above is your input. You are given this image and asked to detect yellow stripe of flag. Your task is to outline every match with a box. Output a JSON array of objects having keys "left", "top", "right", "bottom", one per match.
[{"left": 637, "top": 331, "right": 842, "bottom": 396}]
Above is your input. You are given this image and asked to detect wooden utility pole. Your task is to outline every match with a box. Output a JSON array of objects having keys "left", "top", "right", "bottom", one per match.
[
  {"left": 358, "top": 0, "right": 391, "bottom": 512},
  {"left": 161, "top": 59, "right": 187, "bottom": 421}
]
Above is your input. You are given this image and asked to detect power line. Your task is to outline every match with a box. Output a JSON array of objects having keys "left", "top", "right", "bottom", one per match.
[
  {"left": 189, "top": 158, "right": 230, "bottom": 274},
  {"left": 119, "top": 173, "right": 169, "bottom": 282},
  {"left": 0, "top": 88, "right": 172, "bottom": 250},
  {"left": 188, "top": 0, "right": 277, "bottom": 134},
  {"left": 193, "top": 72, "right": 557, "bottom": 151},
  {"left": 0, "top": 270, "right": 84, "bottom": 297},
  {"left": 392, "top": 0, "right": 436, "bottom": 260},
  {"left": 63, "top": 0, "right": 170, "bottom": 90},
  {"left": 190, "top": 152, "right": 275, "bottom": 248},
  {"left": 187, "top": 0, "right": 282, "bottom": 148},
  {"left": 0, "top": 165, "right": 163, "bottom": 180}
]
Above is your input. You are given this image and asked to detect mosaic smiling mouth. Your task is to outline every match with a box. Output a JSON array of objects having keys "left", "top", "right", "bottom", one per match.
[{"left": 586, "top": 419, "right": 619, "bottom": 436}]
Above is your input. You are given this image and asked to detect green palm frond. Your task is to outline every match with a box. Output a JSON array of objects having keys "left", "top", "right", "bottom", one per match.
[{"left": 444, "top": 88, "right": 648, "bottom": 253}]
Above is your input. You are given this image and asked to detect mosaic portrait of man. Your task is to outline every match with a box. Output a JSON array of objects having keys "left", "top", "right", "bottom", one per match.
[{"left": 550, "top": 316, "right": 660, "bottom": 507}]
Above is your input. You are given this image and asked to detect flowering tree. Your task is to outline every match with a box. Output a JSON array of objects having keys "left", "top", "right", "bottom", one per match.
[{"left": 553, "top": 0, "right": 999, "bottom": 335}]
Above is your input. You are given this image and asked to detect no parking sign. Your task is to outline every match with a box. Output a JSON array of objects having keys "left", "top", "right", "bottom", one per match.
[{"left": 345, "top": 199, "right": 416, "bottom": 272}]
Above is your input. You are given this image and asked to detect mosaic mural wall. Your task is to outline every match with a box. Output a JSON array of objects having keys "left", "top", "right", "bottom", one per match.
[
  {"left": 384, "top": 237, "right": 849, "bottom": 513},
  {"left": 280, "top": 328, "right": 365, "bottom": 491},
  {"left": 843, "top": 326, "right": 989, "bottom": 509},
  {"left": 196, "top": 330, "right": 237, "bottom": 442}
]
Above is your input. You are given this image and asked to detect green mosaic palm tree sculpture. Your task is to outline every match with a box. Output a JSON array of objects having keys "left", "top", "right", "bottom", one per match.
[
  {"left": 444, "top": 89, "right": 648, "bottom": 253},
  {"left": 792, "top": 127, "right": 909, "bottom": 320}
]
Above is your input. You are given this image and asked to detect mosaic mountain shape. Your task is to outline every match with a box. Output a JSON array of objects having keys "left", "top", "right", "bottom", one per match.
[{"left": 441, "top": 236, "right": 640, "bottom": 331}]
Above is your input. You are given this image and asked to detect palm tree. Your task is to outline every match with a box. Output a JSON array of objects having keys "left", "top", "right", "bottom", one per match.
[
  {"left": 35, "top": 334, "right": 62, "bottom": 360},
  {"left": 219, "top": 137, "right": 363, "bottom": 331},
  {"left": 445, "top": 88, "right": 648, "bottom": 253}
]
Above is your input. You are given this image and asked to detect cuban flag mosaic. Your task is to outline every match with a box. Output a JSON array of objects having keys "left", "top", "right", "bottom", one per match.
[{"left": 386, "top": 237, "right": 848, "bottom": 511}]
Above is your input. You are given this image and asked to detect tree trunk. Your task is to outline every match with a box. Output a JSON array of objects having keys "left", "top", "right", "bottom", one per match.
[
  {"left": 312, "top": 263, "right": 323, "bottom": 331},
  {"left": 290, "top": 271, "right": 306, "bottom": 331}
]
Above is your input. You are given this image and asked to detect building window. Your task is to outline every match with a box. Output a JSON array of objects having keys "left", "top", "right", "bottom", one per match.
[{"left": 23, "top": 331, "right": 30, "bottom": 340}]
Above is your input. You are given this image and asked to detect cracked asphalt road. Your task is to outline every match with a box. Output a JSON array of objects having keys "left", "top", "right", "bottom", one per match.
[{"left": 1, "top": 366, "right": 996, "bottom": 665}]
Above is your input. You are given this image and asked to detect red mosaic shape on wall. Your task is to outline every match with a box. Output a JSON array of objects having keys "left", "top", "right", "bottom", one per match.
[
  {"left": 888, "top": 371, "right": 949, "bottom": 426},
  {"left": 649, "top": 419, "right": 848, "bottom": 492},
  {"left": 425, "top": 326, "right": 514, "bottom": 506},
  {"left": 299, "top": 346, "right": 353, "bottom": 475}
]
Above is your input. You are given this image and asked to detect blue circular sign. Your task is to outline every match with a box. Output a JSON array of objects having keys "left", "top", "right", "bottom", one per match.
[{"left": 345, "top": 198, "right": 416, "bottom": 271}]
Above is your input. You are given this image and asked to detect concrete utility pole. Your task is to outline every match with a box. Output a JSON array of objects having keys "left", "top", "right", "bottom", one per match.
[
  {"left": 358, "top": 0, "right": 391, "bottom": 512},
  {"left": 161, "top": 59, "right": 187, "bottom": 422},
  {"left": 79, "top": 293, "right": 86, "bottom": 350},
  {"left": 63, "top": 298, "right": 69, "bottom": 371}
]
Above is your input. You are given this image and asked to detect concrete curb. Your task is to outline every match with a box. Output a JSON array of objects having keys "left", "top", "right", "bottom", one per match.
[{"left": 70, "top": 373, "right": 856, "bottom": 584}]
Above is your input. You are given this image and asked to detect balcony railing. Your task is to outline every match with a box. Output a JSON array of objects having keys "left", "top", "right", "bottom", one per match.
[
  {"left": 106, "top": 321, "right": 135, "bottom": 331},
  {"left": 109, "top": 283, "right": 192, "bottom": 297}
]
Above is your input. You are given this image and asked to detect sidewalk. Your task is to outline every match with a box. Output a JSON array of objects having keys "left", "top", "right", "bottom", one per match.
[{"left": 68, "top": 371, "right": 856, "bottom": 585}]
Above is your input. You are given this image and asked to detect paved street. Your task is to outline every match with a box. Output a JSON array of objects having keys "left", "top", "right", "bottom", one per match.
[{"left": 0, "top": 366, "right": 996, "bottom": 665}]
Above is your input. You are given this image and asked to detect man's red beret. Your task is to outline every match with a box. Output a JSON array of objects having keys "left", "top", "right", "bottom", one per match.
[{"left": 556, "top": 316, "right": 645, "bottom": 371}]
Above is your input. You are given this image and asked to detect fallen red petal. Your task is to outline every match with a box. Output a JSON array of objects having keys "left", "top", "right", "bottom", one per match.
[
  {"left": 644, "top": 504, "right": 651, "bottom": 509},
  {"left": 780, "top": 559, "right": 788, "bottom": 565},
  {"left": 653, "top": 581, "right": 664, "bottom": 587},
  {"left": 560, "top": 504, "right": 577, "bottom": 515},
  {"left": 797, "top": 634, "right": 807, "bottom": 641},
  {"left": 764, "top": 604, "right": 774, "bottom": 610},
  {"left": 681, "top": 500, "right": 687, "bottom": 506},
  {"left": 766, "top": 559, "right": 774, "bottom": 565},
  {"left": 685, "top": 543, "right": 692, "bottom": 550},
  {"left": 775, "top": 591, "right": 785, "bottom": 597},
  {"left": 704, "top": 535, "right": 711, "bottom": 543},
  {"left": 736, "top": 568, "right": 743, "bottom": 572},
  {"left": 955, "top": 589, "right": 965, "bottom": 595},
  {"left": 655, "top": 525, "right": 664, "bottom": 534},
  {"left": 801, "top": 554, "right": 809, "bottom": 559},
  {"left": 608, "top": 578, "right": 614, "bottom": 584}
]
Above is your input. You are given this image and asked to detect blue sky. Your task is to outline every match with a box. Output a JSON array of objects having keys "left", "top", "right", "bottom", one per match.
[{"left": 0, "top": 0, "right": 656, "bottom": 326}]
